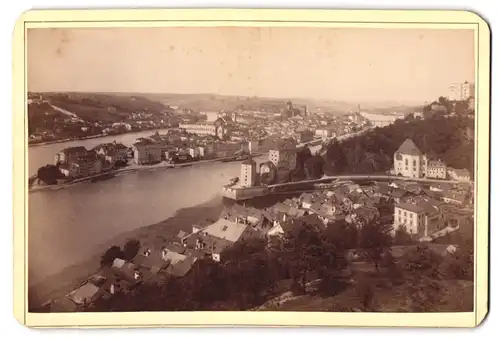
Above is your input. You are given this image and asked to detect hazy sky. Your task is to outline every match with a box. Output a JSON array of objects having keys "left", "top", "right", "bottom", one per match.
[{"left": 27, "top": 27, "right": 475, "bottom": 102}]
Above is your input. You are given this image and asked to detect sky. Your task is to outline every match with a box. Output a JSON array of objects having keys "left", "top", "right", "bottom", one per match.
[{"left": 27, "top": 27, "right": 475, "bottom": 103}]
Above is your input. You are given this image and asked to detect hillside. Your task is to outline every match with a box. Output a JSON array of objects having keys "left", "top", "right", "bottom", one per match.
[
  {"left": 322, "top": 115, "right": 475, "bottom": 178},
  {"left": 30, "top": 92, "right": 170, "bottom": 123}
]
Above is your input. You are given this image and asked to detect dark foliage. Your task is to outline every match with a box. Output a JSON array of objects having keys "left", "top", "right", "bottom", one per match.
[
  {"left": 402, "top": 245, "right": 443, "bottom": 278},
  {"left": 37, "top": 164, "right": 64, "bottom": 185},
  {"left": 322, "top": 115, "right": 474, "bottom": 178},
  {"left": 304, "top": 155, "right": 326, "bottom": 179},
  {"left": 393, "top": 225, "right": 415, "bottom": 245},
  {"left": 122, "top": 239, "right": 141, "bottom": 261},
  {"left": 100, "top": 245, "right": 124, "bottom": 267},
  {"left": 358, "top": 220, "right": 393, "bottom": 271},
  {"left": 355, "top": 274, "right": 375, "bottom": 311}
]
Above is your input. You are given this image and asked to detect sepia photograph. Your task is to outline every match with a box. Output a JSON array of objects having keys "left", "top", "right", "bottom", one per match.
[{"left": 13, "top": 9, "right": 490, "bottom": 328}]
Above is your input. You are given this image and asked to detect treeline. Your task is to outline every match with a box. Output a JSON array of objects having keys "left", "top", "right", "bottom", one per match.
[
  {"left": 322, "top": 115, "right": 474, "bottom": 178},
  {"left": 277, "top": 113, "right": 474, "bottom": 184},
  {"left": 85, "top": 216, "right": 473, "bottom": 312}
]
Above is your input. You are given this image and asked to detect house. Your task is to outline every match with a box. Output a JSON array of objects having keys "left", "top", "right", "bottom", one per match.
[
  {"left": 401, "top": 182, "right": 425, "bottom": 195},
  {"left": 429, "top": 182, "right": 453, "bottom": 193},
  {"left": 393, "top": 198, "right": 443, "bottom": 237},
  {"left": 392, "top": 139, "right": 428, "bottom": 178},
  {"left": 58, "top": 150, "right": 102, "bottom": 178},
  {"left": 94, "top": 142, "right": 128, "bottom": 166},
  {"left": 351, "top": 206, "right": 380, "bottom": 226},
  {"left": 167, "top": 255, "right": 199, "bottom": 277},
  {"left": 182, "top": 218, "right": 256, "bottom": 262},
  {"left": 132, "top": 138, "right": 162, "bottom": 165},
  {"left": 54, "top": 146, "right": 88, "bottom": 165},
  {"left": 267, "top": 216, "right": 301, "bottom": 237},
  {"left": 299, "top": 192, "right": 315, "bottom": 209},
  {"left": 388, "top": 188, "right": 411, "bottom": 204},
  {"left": 133, "top": 249, "right": 171, "bottom": 275},
  {"left": 426, "top": 160, "right": 447, "bottom": 179},
  {"left": 67, "top": 282, "right": 100, "bottom": 306},
  {"left": 50, "top": 297, "right": 78, "bottom": 312},
  {"left": 268, "top": 147, "right": 298, "bottom": 172},
  {"left": 111, "top": 258, "right": 144, "bottom": 285},
  {"left": 448, "top": 168, "right": 471, "bottom": 182},
  {"left": 442, "top": 190, "right": 468, "bottom": 205}
]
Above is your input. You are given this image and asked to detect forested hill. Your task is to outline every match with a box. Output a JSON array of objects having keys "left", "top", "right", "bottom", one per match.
[{"left": 322, "top": 115, "right": 475, "bottom": 178}]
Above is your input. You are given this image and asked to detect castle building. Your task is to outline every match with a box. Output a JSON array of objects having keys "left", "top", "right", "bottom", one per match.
[
  {"left": 240, "top": 157, "right": 257, "bottom": 187},
  {"left": 393, "top": 139, "right": 427, "bottom": 178}
]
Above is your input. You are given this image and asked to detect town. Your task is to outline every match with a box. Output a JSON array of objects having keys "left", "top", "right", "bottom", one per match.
[
  {"left": 30, "top": 100, "right": 379, "bottom": 188},
  {"left": 34, "top": 81, "right": 476, "bottom": 312}
]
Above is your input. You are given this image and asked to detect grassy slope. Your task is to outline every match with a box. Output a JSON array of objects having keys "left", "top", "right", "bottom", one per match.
[{"left": 261, "top": 271, "right": 474, "bottom": 312}]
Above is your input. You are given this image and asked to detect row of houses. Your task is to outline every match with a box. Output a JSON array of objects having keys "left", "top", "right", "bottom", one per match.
[
  {"left": 54, "top": 142, "right": 128, "bottom": 179},
  {"left": 46, "top": 175, "right": 473, "bottom": 311}
]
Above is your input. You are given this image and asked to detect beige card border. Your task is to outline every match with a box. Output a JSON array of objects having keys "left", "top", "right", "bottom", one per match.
[{"left": 12, "top": 8, "right": 490, "bottom": 328}]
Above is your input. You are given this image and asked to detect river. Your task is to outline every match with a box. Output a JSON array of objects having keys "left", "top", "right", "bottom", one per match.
[
  {"left": 28, "top": 129, "right": 170, "bottom": 176},
  {"left": 28, "top": 130, "right": 249, "bottom": 286},
  {"left": 28, "top": 128, "right": 361, "bottom": 286}
]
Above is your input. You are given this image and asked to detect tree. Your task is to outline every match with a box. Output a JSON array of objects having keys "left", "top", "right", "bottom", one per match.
[
  {"left": 100, "top": 245, "right": 124, "bottom": 267},
  {"left": 324, "top": 220, "right": 358, "bottom": 251},
  {"left": 355, "top": 274, "right": 375, "bottom": 311},
  {"left": 278, "top": 219, "right": 327, "bottom": 295},
  {"left": 304, "top": 155, "right": 325, "bottom": 179},
  {"left": 381, "top": 249, "right": 404, "bottom": 285},
  {"left": 358, "top": 219, "right": 393, "bottom": 271},
  {"left": 122, "top": 239, "right": 141, "bottom": 261},
  {"left": 393, "top": 225, "right": 414, "bottom": 245},
  {"left": 402, "top": 244, "right": 443, "bottom": 279}
]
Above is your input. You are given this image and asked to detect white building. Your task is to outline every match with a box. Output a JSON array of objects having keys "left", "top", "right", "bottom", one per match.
[
  {"left": 393, "top": 201, "right": 441, "bottom": 237},
  {"left": 393, "top": 139, "right": 427, "bottom": 178},
  {"left": 426, "top": 160, "right": 447, "bottom": 179},
  {"left": 240, "top": 157, "right": 257, "bottom": 187}
]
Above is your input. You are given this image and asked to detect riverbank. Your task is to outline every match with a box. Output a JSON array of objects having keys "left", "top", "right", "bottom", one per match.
[
  {"left": 29, "top": 197, "right": 229, "bottom": 310},
  {"left": 28, "top": 128, "right": 173, "bottom": 148},
  {"left": 29, "top": 152, "right": 268, "bottom": 193}
]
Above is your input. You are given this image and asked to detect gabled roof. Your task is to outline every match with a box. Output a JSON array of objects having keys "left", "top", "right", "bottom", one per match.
[
  {"left": 395, "top": 139, "right": 422, "bottom": 156},
  {"left": 201, "top": 218, "right": 248, "bottom": 243},
  {"left": 60, "top": 146, "right": 87, "bottom": 154},
  {"left": 452, "top": 168, "right": 470, "bottom": 177}
]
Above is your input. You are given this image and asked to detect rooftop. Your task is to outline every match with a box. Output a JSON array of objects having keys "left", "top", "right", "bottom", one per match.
[
  {"left": 395, "top": 138, "right": 422, "bottom": 156},
  {"left": 395, "top": 202, "right": 425, "bottom": 214},
  {"left": 427, "top": 160, "right": 447, "bottom": 168},
  {"left": 68, "top": 282, "right": 100, "bottom": 305},
  {"left": 201, "top": 218, "right": 249, "bottom": 243},
  {"left": 452, "top": 168, "right": 470, "bottom": 177},
  {"left": 60, "top": 146, "right": 87, "bottom": 154}
]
